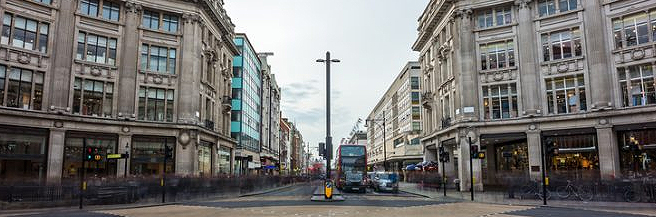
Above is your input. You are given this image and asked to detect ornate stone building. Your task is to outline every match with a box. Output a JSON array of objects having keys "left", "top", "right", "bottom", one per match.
[
  {"left": 415, "top": 0, "right": 656, "bottom": 191},
  {"left": 0, "top": 0, "right": 238, "bottom": 183}
]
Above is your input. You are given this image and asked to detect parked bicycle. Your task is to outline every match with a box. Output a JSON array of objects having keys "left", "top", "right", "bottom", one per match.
[
  {"left": 519, "top": 181, "right": 551, "bottom": 200},
  {"left": 556, "top": 180, "right": 593, "bottom": 201}
]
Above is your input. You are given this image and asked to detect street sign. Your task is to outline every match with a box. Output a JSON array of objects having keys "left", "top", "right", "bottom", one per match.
[
  {"left": 325, "top": 180, "right": 333, "bottom": 199},
  {"left": 107, "top": 153, "right": 129, "bottom": 159}
]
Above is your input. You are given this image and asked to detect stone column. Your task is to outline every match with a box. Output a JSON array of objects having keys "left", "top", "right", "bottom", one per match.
[
  {"left": 175, "top": 139, "right": 195, "bottom": 176},
  {"left": 526, "top": 129, "right": 543, "bottom": 181},
  {"left": 486, "top": 145, "right": 497, "bottom": 185},
  {"left": 597, "top": 123, "right": 620, "bottom": 180},
  {"left": 442, "top": 144, "right": 456, "bottom": 188},
  {"left": 178, "top": 14, "right": 202, "bottom": 124},
  {"left": 116, "top": 134, "right": 131, "bottom": 178},
  {"left": 515, "top": 0, "right": 541, "bottom": 116},
  {"left": 458, "top": 135, "right": 483, "bottom": 191},
  {"left": 48, "top": 0, "right": 76, "bottom": 113},
  {"left": 452, "top": 8, "right": 478, "bottom": 121},
  {"left": 582, "top": 0, "right": 612, "bottom": 109},
  {"left": 116, "top": 2, "right": 142, "bottom": 118},
  {"left": 46, "top": 129, "right": 65, "bottom": 184}
]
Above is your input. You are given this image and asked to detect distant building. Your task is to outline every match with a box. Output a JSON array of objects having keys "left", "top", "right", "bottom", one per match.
[
  {"left": 367, "top": 62, "right": 424, "bottom": 173},
  {"left": 280, "top": 117, "right": 291, "bottom": 174},
  {"left": 259, "top": 53, "right": 281, "bottom": 175},
  {"left": 231, "top": 33, "right": 262, "bottom": 175}
]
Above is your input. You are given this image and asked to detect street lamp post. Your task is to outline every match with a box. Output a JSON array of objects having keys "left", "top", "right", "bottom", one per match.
[
  {"left": 316, "top": 51, "right": 340, "bottom": 180},
  {"left": 366, "top": 110, "right": 387, "bottom": 171}
]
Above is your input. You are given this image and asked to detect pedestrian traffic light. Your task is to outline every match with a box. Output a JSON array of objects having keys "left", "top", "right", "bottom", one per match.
[
  {"left": 165, "top": 145, "right": 174, "bottom": 159},
  {"left": 93, "top": 147, "right": 102, "bottom": 161},
  {"left": 85, "top": 147, "right": 93, "bottom": 161}
]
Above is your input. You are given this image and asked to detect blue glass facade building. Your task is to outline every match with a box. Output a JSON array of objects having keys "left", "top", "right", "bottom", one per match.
[{"left": 231, "top": 34, "right": 262, "bottom": 154}]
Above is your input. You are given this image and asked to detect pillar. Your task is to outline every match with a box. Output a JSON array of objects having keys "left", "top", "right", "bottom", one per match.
[
  {"left": 597, "top": 126, "right": 620, "bottom": 180},
  {"left": 452, "top": 8, "right": 478, "bottom": 121},
  {"left": 48, "top": 0, "right": 76, "bottom": 112},
  {"left": 116, "top": 134, "right": 131, "bottom": 178},
  {"left": 515, "top": 0, "right": 541, "bottom": 116},
  {"left": 116, "top": 2, "right": 142, "bottom": 118},
  {"left": 176, "top": 139, "right": 196, "bottom": 176},
  {"left": 582, "top": 0, "right": 612, "bottom": 109},
  {"left": 458, "top": 136, "right": 483, "bottom": 191},
  {"left": 46, "top": 129, "right": 65, "bottom": 184},
  {"left": 485, "top": 145, "right": 497, "bottom": 185},
  {"left": 527, "top": 130, "right": 543, "bottom": 181},
  {"left": 178, "top": 14, "right": 203, "bottom": 124}
]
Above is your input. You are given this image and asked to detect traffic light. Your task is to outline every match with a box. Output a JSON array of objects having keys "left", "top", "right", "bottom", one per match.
[
  {"left": 85, "top": 147, "right": 93, "bottom": 161},
  {"left": 93, "top": 147, "right": 102, "bottom": 161},
  {"left": 319, "top": 142, "right": 326, "bottom": 157},
  {"left": 545, "top": 139, "right": 559, "bottom": 156},
  {"left": 165, "top": 145, "right": 174, "bottom": 159},
  {"left": 471, "top": 145, "right": 479, "bottom": 159}
]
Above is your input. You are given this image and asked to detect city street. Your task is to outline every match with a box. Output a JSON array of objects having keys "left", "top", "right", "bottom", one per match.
[{"left": 4, "top": 182, "right": 654, "bottom": 217}]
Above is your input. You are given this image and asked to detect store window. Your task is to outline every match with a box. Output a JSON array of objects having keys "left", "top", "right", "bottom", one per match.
[
  {"left": 477, "top": 7, "right": 512, "bottom": 29},
  {"left": 141, "top": 44, "right": 176, "bottom": 74},
  {"left": 544, "top": 132, "right": 599, "bottom": 180},
  {"left": 72, "top": 78, "right": 113, "bottom": 117},
  {"left": 541, "top": 28, "right": 582, "bottom": 61},
  {"left": 131, "top": 137, "right": 175, "bottom": 176},
  {"left": 613, "top": 10, "right": 656, "bottom": 49},
  {"left": 218, "top": 146, "right": 231, "bottom": 174},
  {"left": 482, "top": 83, "right": 518, "bottom": 120},
  {"left": 618, "top": 129, "right": 656, "bottom": 178},
  {"left": 480, "top": 41, "right": 515, "bottom": 70},
  {"left": 538, "top": 0, "right": 577, "bottom": 17},
  {"left": 1, "top": 13, "right": 49, "bottom": 53},
  {"left": 495, "top": 141, "right": 529, "bottom": 173},
  {"left": 138, "top": 87, "right": 174, "bottom": 122},
  {"left": 0, "top": 126, "right": 47, "bottom": 183},
  {"left": 198, "top": 141, "right": 212, "bottom": 177},
  {"left": 4, "top": 67, "right": 44, "bottom": 110},
  {"left": 619, "top": 64, "right": 655, "bottom": 107},
  {"left": 62, "top": 133, "right": 117, "bottom": 179},
  {"left": 545, "top": 74, "right": 586, "bottom": 114},
  {"left": 76, "top": 32, "right": 118, "bottom": 65},
  {"left": 142, "top": 10, "right": 178, "bottom": 33}
]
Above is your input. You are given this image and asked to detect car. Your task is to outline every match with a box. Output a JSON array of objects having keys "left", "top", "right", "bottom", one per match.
[{"left": 372, "top": 172, "right": 399, "bottom": 193}]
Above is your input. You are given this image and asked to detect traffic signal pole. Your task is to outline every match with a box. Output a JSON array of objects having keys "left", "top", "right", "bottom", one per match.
[
  {"left": 162, "top": 138, "right": 167, "bottom": 203},
  {"left": 469, "top": 137, "right": 474, "bottom": 201},
  {"left": 79, "top": 139, "right": 87, "bottom": 209}
]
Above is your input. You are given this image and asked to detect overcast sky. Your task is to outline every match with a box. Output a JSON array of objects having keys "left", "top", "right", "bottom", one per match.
[{"left": 224, "top": 0, "right": 429, "bottom": 157}]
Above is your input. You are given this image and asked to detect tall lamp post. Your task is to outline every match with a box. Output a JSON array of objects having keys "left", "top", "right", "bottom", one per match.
[
  {"left": 316, "top": 51, "right": 339, "bottom": 180},
  {"left": 365, "top": 110, "right": 387, "bottom": 171}
]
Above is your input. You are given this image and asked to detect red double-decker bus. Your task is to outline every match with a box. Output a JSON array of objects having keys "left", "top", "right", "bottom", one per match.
[{"left": 335, "top": 144, "right": 367, "bottom": 193}]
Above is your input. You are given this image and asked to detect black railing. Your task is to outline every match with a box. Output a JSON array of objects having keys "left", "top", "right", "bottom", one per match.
[
  {"left": 204, "top": 119, "right": 215, "bottom": 130},
  {"left": 0, "top": 175, "right": 309, "bottom": 209},
  {"left": 441, "top": 117, "right": 452, "bottom": 129}
]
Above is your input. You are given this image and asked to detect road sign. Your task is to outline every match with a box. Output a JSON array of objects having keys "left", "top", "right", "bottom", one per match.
[
  {"left": 107, "top": 153, "right": 129, "bottom": 159},
  {"left": 325, "top": 180, "right": 333, "bottom": 199}
]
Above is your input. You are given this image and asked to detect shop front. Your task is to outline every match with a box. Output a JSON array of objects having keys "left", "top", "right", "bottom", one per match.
[
  {"left": 543, "top": 128, "right": 599, "bottom": 181},
  {"left": 480, "top": 133, "right": 529, "bottom": 186},
  {"left": 198, "top": 141, "right": 212, "bottom": 177},
  {"left": 617, "top": 124, "right": 656, "bottom": 179},
  {"left": 217, "top": 145, "right": 231, "bottom": 175},
  {"left": 130, "top": 136, "right": 175, "bottom": 177},
  {"left": 0, "top": 125, "right": 48, "bottom": 184},
  {"left": 62, "top": 132, "right": 118, "bottom": 180}
]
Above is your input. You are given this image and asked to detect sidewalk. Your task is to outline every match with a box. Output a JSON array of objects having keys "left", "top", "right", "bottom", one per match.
[{"left": 399, "top": 182, "right": 656, "bottom": 215}]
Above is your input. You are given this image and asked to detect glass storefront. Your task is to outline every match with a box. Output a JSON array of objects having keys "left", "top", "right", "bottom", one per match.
[
  {"left": 544, "top": 130, "right": 599, "bottom": 180},
  {"left": 198, "top": 141, "right": 212, "bottom": 177},
  {"left": 62, "top": 132, "right": 117, "bottom": 179},
  {"left": 0, "top": 126, "right": 47, "bottom": 183},
  {"left": 218, "top": 146, "right": 231, "bottom": 175},
  {"left": 618, "top": 128, "right": 656, "bottom": 178},
  {"left": 495, "top": 140, "right": 529, "bottom": 173},
  {"left": 131, "top": 136, "right": 175, "bottom": 177}
]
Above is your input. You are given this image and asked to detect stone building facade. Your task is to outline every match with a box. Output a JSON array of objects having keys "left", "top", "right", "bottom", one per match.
[
  {"left": 259, "top": 52, "right": 281, "bottom": 174},
  {"left": 0, "top": 0, "right": 238, "bottom": 183},
  {"left": 367, "top": 61, "right": 424, "bottom": 172},
  {"left": 415, "top": 0, "right": 656, "bottom": 191}
]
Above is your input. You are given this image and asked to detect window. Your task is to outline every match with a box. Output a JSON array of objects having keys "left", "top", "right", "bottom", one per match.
[
  {"left": 541, "top": 28, "right": 582, "bottom": 61},
  {"left": 411, "top": 92, "right": 420, "bottom": 104},
  {"left": 141, "top": 44, "right": 176, "bottom": 74},
  {"left": 412, "top": 106, "right": 421, "bottom": 120},
  {"left": 138, "top": 86, "right": 174, "bottom": 122},
  {"left": 80, "top": 0, "right": 99, "bottom": 17},
  {"left": 480, "top": 41, "right": 515, "bottom": 70},
  {"left": 142, "top": 10, "right": 178, "bottom": 33},
  {"left": 545, "top": 75, "right": 587, "bottom": 114},
  {"left": 482, "top": 83, "right": 518, "bottom": 120},
  {"left": 4, "top": 67, "right": 43, "bottom": 110},
  {"left": 477, "top": 7, "right": 511, "bottom": 29},
  {"left": 619, "top": 64, "right": 655, "bottom": 107},
  {"left": 1, "top": 13, "right": 49, "bottom": 53},
  {"left": 76, "top": 32, "right": 117, "bottom": 65},
  {"left": 538, "top": 0, "right": 577, "bottom": 17},
  {"left": 411, "top": 76, "right": 420, "bottom": 90},
  {"left": 80, "top": 0, "right": 120, "bottom": 21},
  {"left": 102, "top": 2, "right": 120, "bottom": 21},
  {"left": 412, "top": 122, "right": 421, "bottom": 131},
  {"left": 33, "top": 0, "right": 51, "bottom": 4},
  {"left": 72, "top": 78, "right": 113, "bottom": 117},
  {"left": 613, "top": 11, "right": 656, "bottom": 49},
  {"left": 131, "top": 137, "right": 175, "bottom": 176},
  {"left": 0, "top": 65, "right": 4, "bottom": 106}
]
